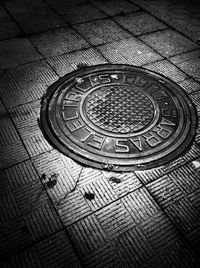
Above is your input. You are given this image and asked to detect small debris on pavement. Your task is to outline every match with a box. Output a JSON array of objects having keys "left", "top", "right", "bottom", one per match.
[
  {"left": 109, "top": 177, "right": 121, "bottom": 183},
  {"left": 84, "top": 192, "right": 95, "bottom": 201},
  {"left": 77, "top": 63, "right": 88, "bottom": 69},
  {"left": 44, "top": 174, "right": 58, "bottom": 189}
]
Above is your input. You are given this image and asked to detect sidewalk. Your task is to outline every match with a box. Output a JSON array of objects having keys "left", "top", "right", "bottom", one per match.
[{"left": 0, "top": 0, "right": 200, "bottom": 267}]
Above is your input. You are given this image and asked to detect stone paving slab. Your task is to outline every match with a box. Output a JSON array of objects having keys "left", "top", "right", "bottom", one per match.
[
  {"left": 0, "top": 142, "right": 29, "bottom": 169},
  {"left": 139, "top": 29, "right": 199, "bottom": 57},
  {"left": 59, "top": 3, "right": 107, "bottom": 23},
  {"left": 91, "top": 0, "right": 140, "bottom": 16},
  {"left": 30, "top": 27, "right": 91, "bottom": 58},
  {"left": 36, "top": 231, "right": 82, "bottom": 268},
  {"left": 130, "top": 0, "right": 200, "bottom": 43},
  {"left": 3, "top": 0, "right": 48, "bottom": 16},
  {"left": 0, "top": 16, "right": 21, "bottom": 41},
  {"left": 0, "top": 60, "right": 58, "bottom": 108},
  {"left": 143, "top": 59, "right": 188, "bottom": 82},
  {"left": 179, "top": 78, "right": 200, "bottom": 94},
  {"left": 0, "top": 0, "right": 200, "bottom": 267},
  {"left": 46, "top": 0, "right": 88, "bottom": 12},
  {"left": 113, "top": 225, "right": 156, "bottom": 266},
  {"left": 170, "top": 49, "right": 200, "bottom": 82},
  {"left": 4, "top": 160, "right": 38, "bottom": 190},
  {"left": 46, "top": 47, "right": 108, "bottom": 77},
  {"left": 97, "top": 37, "right": 163, "bottom": 65},
  {"left": 103, "top": 172, "right": 142, "bottom": 198},
  {"left": 82, "top": 242, "right": 122, "bottom": 268},
  {"left": 74, "top": 18, "right": 131, "bottom": 46},
  {"left": 0, "top": 246, "right": 43, "bottom": 267},
  {"left": 114, "top": 11, "right": 167, "bottom": 36},
  {"left": 0, "top": 5, "right": 9, "bottom": 18},
  {"left": 0, "top": 38, "right": 42, "bottom": 69},
  {"left": 190, "top": 91, "right": 200, "bottom": 112},
  {"left": 135, "top": 142, "right": 200, "bottom": 184},
  {"left": 14, "top": 8, "right": 68, "bottom": 34}
]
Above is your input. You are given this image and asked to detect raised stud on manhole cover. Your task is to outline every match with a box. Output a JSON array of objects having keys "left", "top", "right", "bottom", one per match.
[{"left": 40, "top": 64, "right": 197, "bottom": 171}]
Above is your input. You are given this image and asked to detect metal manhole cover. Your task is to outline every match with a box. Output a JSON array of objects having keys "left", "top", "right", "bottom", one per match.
[{"left": 40, "top": 64, "right": 197, "bottom": 171}]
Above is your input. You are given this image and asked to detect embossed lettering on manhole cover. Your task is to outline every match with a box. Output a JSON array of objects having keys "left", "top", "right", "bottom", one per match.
[{"left": 40, "top": 64, "right": 197, "bottom": 171}]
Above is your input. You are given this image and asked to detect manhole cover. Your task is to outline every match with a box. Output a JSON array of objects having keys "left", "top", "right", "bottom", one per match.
[{"left": 40, "top": 64, "right": 197, "bottom": 171}]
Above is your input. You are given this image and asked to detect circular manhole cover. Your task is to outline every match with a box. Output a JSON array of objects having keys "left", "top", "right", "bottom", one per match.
[{"left": 40, "top": 64, "right": 197, "bottom": 171}]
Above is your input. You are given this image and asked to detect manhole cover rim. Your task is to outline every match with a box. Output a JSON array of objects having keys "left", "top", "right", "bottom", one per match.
[{"left": 40, "top": 64, "right": 198, "bottom": 171}]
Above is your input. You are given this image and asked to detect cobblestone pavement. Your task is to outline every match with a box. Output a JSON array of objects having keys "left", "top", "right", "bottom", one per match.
[{"left": 0, "top": 0, "right": 200, "bottom": 267}]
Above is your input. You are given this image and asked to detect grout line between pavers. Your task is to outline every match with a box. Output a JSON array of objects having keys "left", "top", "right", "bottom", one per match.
[
  {"left": 189, "top": 89, "right": 200, "bottom": 95},
  {"left": 0, "top": 9, "right": 166, "bottom": 41},
  {"left": 30, "top": 160, "right": 87, "bottom": 268},
  {"left": 0, "top": 228, "right": 66, "bottom": 262},
  {"left": 0, "top": 97, "right": 55, "bottom": 262},
  {"left": 1, "top": 0, "right": 199, "bottom": 86},
  {"left": 59, "top": 148, "right": 200, "bottom": 230},
  {"left": 127, "top": 0, "right": 200, "bottom": 45},
  {"left": 58, "top": 184, "right": 144, "bottom": 226},
  {"left": 0, "top": 0, "right": 200, "bottom": 265},
  {"left": 142, "top": 182, "right": 200, "bottom": 261},
  {"left": 162, "top": 47, "right": 200, "bottom": 60},
  {"left": 0, "top": 51, "right": 85, "bottom": 268},
  {"left": 53, "top": 163, "right": 200, "bottom": 262},
  {"left": 1, "top": 0, "right": 61, "bottom": 82},
  {"left": 133, "top": 143, "right": 200, "bottom": 183},
  {"left": 0, "top": 19, "right": 198, "bottom": 85},
  {"left": 89, "top": 0, "right": 200, "bottom": 83},
  {"left": 133, "top": 168, "right": 200, "bottom": 261}
]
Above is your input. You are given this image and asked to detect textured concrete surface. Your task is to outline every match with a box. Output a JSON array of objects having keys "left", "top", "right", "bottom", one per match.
[
  {"left": 0, "top": 0, "right": 200, "bottom": 267},
  {"left": 130, "top": 0, "right": 200, "bottom": 43}
]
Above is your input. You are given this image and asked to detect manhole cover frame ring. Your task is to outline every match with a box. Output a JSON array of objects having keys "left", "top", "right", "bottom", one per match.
[{"left": 40, "top": 64, "right": 198, "bottom": 171}]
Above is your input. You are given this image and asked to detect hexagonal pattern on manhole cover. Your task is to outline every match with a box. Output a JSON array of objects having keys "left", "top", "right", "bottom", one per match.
[{"left": 40, "top": 64, "right": 197, "bottom": 171}]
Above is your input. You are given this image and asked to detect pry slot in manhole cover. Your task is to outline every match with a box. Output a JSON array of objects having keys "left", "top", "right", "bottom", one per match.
[{"left": 40, "top": 64, "right": 197, "bottom": 171}]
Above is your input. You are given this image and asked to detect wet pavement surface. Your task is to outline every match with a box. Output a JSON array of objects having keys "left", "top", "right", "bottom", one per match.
[{"left": 0, "top": 0, "right": 200, "bottom": 267}]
